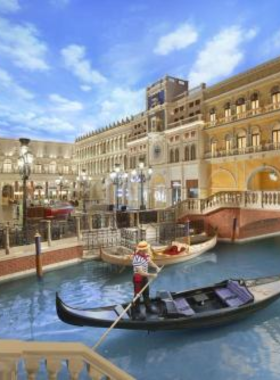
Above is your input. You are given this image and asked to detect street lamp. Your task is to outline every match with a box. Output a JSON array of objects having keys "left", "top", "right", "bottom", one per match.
[
  {"left": 55, "top": 174, "right": 68, "bottom": 200},
  {"left": 110, "top": 163, "right": 128, "bottom": 210},
  {"left": 76, "top": 169, "right": 91, "bottom": 213},
  {"left": 18, "top": 138, "right": 33, "bottom": 241},
  {"left": 131, "top": 159, "right": 153, "bottom": 210}
]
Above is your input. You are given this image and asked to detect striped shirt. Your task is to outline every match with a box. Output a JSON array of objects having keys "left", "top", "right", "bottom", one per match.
[{"left": 132, "top": 252, "right": 149, "bottom": 273}]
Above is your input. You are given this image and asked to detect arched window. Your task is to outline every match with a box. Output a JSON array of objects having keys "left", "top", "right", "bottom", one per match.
[
  {"left": 250, "top": 93, "right": 259, "bottom": 111},
  {"left": 236, "top": 98, "right": 246, "bottom": 117},
  {"left": 211, "top": 140, "right": 217, "bottom": 157},
  {"left": 170, "top": 149, "right": 174, "bottom": 163},
  {"left": 184, "top": 146, "right": 190, "bottom": 161},
  {"left": 237, "top": 130, "right": 247, "bottom": 151},
  {"left": 224, "top": 102, "right": 231, "bottom": 120},
  {"left": 190, "top": 145, "right": 196, "bottom": 160},
  {"left": 209, "top": 108, "right": 216, "bottom": 123},
  {"left": 272, "top": 125, "right": 280, "bottom": 146},
  {"left": 271, "top": 86, "right": 280, "bottom": 107},
  {"left": 3, "top": 159, "right": 12, "bottom": 173},
  {"left": 251, "top": 128, "right": 260, "bottom": 147},
  {"left": 175, "top": 148, "right": 180, "bottom": 162},
  {"left": 225, "top": 134, "right": 232, "bottom": 152},
  {"left": 49, "top": 161, "right": 56, "bottom": 174}
]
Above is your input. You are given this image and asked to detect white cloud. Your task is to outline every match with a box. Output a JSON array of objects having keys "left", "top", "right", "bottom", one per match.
[
  {"left": 97, "top": 86, "right": 144, "bottom": 126},
  {"left": 0, "top": 17, "right": 49, "bottom": 71},
  {"left": 154, "top": 22, "right": 198, "bottom": 55},
  {"left": 189, "top": 26, "right": 258, "bottom": 86},
  {"left": 80, "top": 84, "right": 92, "bottom": 92},
  {"left": 0, "top": 67, "right": 34, "bottom": 99},
  {"left": 49, "top": 93, "right": 84, "bottom": 112},
  {"left": 0, "top": 0, "right": 20, "bottom": 13},
  {"left": 61, "top": 44, "right": 107, "bottom": 85}
]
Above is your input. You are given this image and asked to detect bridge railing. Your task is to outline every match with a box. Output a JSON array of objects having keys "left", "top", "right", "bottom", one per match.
[
  {"left": 176, "top": 191, "right": 280, "bottom": 218},
  {"left": 0, "top": 339, "right": 135, "bottom": 380}
]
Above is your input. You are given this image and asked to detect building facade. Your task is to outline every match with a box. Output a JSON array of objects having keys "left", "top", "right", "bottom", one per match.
[
  {"left": 0, "top": 138, "right": 76, "bottom": 205},
  {"left": 1, "top": 56, "right": 280, "bottom": 209}
]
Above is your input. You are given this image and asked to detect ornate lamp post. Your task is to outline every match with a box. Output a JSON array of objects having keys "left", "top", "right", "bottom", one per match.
[
  {"left": 131, "top": 159, "right": 153, "bottom": 210},
  {"left": 55, "top": 174, "right": 68, "bottom": 200},
  {"left": 110, "top": 163, "right": 128, "bottom": 210},
  {"left": 18, "top": 138, "right": 33, "bottom": 240},
  {"left": 76, "top": 169, "right": 91, "bottom": 213}
]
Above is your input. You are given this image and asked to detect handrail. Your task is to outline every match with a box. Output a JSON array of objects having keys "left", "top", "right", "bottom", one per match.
[
  {"left": 176, "top": 191, "right": 280, "bottom": 218},
  {"left": 0, "top": 339, "right": 135, "bottom": 379}
]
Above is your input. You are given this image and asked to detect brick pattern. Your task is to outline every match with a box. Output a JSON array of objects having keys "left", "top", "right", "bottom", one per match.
[{"left": 0, "top": 246, "right": 83, "bottom": 278}]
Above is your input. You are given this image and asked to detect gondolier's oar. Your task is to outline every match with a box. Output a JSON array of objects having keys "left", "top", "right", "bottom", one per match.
[{"left": 92, "top": 265, "right": 164, "bottom": 351}]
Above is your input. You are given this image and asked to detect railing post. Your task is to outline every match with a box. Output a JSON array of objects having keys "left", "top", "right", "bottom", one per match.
[
  {"left": 35, "top": 231, "right": 43, "bottom": 279},
  {"left": 46, "top": 220, "right": 52, "bottom": 247},
  {"left": 76, "top": 216, "right": 82, "bottom": 241},
  {"left": 88, "top": 214, "right": 93, "bottom": 231},
  {"left": 5, "top": 222, "right": 10, "bottom": 255}
]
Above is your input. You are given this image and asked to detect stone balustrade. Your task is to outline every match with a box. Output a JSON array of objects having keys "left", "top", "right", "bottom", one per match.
[
  {"left": 0, "top": 340, "right": 135, "bottom": 380},
  {"left": 176, "top": 191, "right": 280, "bottom": 218}
]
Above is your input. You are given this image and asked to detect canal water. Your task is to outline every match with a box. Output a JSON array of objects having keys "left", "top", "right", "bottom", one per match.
[{"left": 1, "top": 237, "right": 280, "bottom": 379}]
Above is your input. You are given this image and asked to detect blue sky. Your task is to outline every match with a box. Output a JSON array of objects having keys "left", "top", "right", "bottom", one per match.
[{"left": 0, "top": 0, "right": 280, "bottom": 142}]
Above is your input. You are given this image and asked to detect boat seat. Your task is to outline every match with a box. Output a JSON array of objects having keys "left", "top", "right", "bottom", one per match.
[
  {"left": 156, "top": 290, "right": 173, "bottom": 300},
  {"left": 215, "top": 280, "right": 254, "bottom": 307},
  {"left": 163, "top": 297, "right": 195, "bottom": 317},
  {"left": 114, "top": 305, "right": 130, "bottom": 320}
]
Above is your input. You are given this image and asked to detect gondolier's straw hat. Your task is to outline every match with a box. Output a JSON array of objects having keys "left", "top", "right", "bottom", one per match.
[{"left": 137, "top": 240, "right": 149, "bottom": 251}]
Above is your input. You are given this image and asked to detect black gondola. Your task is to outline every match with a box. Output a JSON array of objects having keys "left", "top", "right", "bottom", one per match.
[{"left": 56, "top": 275, "right": 280, "bottom": 331}]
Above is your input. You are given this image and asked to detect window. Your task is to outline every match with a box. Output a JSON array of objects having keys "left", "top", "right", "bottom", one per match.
[
  {"left": 189, "top": 102, "right": 194, "bottom": 107},
  {"left": 211, "top": 140, "right": 217, "bottom": 156},
  {"left": 170, "top": 149, "right": 174, "bottom": 163},
  {"left": 179, "top": 106, "right": 184, "bottom": 111},
  {"left": 272, "top": 86, "right": 280, "bottom": 108},
  {"left": 236, "top": 98, "right": 246, "bottom": 117},
  {"left": 3, "top": 159, "right": 12, "bottom": 173},
  {"left": 175, "top": 148, "right": 180, "bottom": 162},
  {"left": 210, "top": 108, "right": 216, "bottom": 123},
  {"left": 237, "top": 131, "right": 247, "bottom": 150},
  {"left": 251, "top": 93, "right": 259, "bottom": 111},
  {"left": 49, "top": 162, "right": 56, "bottom": 174},
  {"left": 225, "top": 136, "right": 232, "bottom": 152},
  {"left": 184, "top": 146, "right": 190, "bottom": 161},
  {"left": 190, "top": 145, "right": 196, "bottom": 160},
  {"left": 195, "top": 100, "right": 200, "bottom": 106},
  {"left": 252, "top": 133, "right": 260, "bottom": 147},
  {"left": 224, "top": 102, "right": 231, "bottom": 120},
  {"left": 35, "top": 164, "right": 42, "bottom": 174},
  {"left": 272, "top": 127, "right": 280, "bottom": 146}
]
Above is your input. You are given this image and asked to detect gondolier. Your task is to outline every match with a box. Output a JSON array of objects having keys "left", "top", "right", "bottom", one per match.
[{"left": 132, "top": 240, "right": 160, "bottom": 320}]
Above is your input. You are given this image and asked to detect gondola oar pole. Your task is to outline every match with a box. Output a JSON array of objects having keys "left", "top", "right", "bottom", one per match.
[{"left": 92, "top": 265, "right": 164, "bottom": 351}]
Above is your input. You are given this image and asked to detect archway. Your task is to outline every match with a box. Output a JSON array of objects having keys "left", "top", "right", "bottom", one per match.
[
  {"left": 208, "top": 169, "right": 237, "bottom": 195},
  {"left": 150, "top": 174, "right": 166, "bottom": 209},
  {"left": 2, "top": 184, "right": 14, "bottom": 205},
  {"left": 247, "top": 165, "right": 280, "bottom": 190}
]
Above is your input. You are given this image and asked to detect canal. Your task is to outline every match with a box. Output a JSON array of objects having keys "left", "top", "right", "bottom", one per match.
[{"left": 1, "top": 237, "right": 280, "bottom": 379}]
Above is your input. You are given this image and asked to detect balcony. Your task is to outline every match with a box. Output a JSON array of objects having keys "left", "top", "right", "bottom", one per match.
[
  {"left": 204, "top": 142, "right": 280, "bottom": 159},
  {"left": 205, "top": 102, "right": 280, "bottom": 128},
  {"left": 167, "top": 114, "right": 203, "bottom": 130}
]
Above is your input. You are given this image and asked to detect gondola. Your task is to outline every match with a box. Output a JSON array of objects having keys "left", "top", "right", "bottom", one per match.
[
  {"left": 99, "top": 234, "right": 217, "bottom": 267},
  {"left": 56, "top": 274, "right": 280, "bottom": 331}
]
